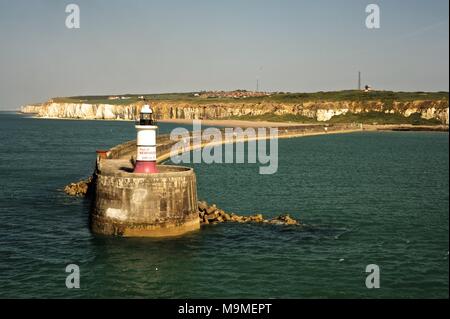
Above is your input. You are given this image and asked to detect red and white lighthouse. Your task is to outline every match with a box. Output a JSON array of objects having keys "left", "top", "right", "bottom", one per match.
[{"left": 134, "top": 104, "right": 158, "bottom": 173}]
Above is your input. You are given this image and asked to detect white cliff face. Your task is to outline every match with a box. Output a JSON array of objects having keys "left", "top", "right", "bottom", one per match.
[
  {"left": 392, "top": 101, "right": 449, "bottom": 124},
  {"left": 316, "top": 109, "right": 349, "bottom": 121},
  {"left": 20, "top": 104, "right": 43, "bottom": 114},
  {"left": 20, "top": 100, "right": 449, "bottom": 124},
  {"left": 420, "top": 107, "right": 449, "bottom": 124},
  {"left": 27, "top": 103, "right": 139, "bottom": 120}
]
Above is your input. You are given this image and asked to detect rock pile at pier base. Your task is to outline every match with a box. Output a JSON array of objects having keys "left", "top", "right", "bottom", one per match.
[
  {"left": 64, "top": 177, "right": 92, "bottom": 197},
  {"left": 197, "top": 201, "right": 301, "bottom": 226}
]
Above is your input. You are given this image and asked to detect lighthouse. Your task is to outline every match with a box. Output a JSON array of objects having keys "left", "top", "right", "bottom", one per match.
[{"left": 134, "top": 104, "right": 158, "bottom": 173}]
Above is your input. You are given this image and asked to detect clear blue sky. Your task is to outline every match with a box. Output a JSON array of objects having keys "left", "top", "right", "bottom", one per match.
[{"left": 0, "top": 0, "right": 448, "bottom": 109}]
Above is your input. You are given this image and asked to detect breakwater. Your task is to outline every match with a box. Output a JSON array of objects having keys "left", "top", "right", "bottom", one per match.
[
  {"left": 68, "top": 124, "right": 350, "bottom": 236},
  {"left": 106, "top": 123, "right": 363, "bottom": 164}
]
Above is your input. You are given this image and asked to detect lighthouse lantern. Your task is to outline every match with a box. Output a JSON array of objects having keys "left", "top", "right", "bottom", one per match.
[
  {"left": 139, "top": 105, "right": 154, "bottom": 125},
  {"left": 134, "top": 104, "right": 158, "bottom": 173}
]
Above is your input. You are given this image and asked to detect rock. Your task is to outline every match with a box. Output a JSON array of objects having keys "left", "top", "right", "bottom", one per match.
[
  {"left": 269, "top": 219, "right": 284, "bottom": 225},
  {"left": 197, "top": 200, "right": 302, "bottom": 227},
  {"left": 251, "top": 214, "right": 263, "bottom": 222},
  {"left": 268, "top": 214, "right": 300, "bottom": 225},
  {"left": 64, "top": 177, "right": 92, "bottom": 197},
  {"left": 231, "top": 215, "right": 244, "bottom": 223},
  {"left": 206, "top": 213, "right": 218, "bottom": 222},
  {"left": 283, "top": 214, "right": 299, "bottom": 225},
  {"left": 198, "top": 201, "right": 208, "bottom": 212}
]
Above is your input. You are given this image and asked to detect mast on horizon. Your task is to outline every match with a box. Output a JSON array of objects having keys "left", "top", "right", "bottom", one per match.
[{"left": 358, "top": 71, "right": 361, "bottom": 90}]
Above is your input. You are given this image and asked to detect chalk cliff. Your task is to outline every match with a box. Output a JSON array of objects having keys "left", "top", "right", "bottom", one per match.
[
  {"left": 20, "top": 100, "right": 449, "bottom": 124},
  {"left": 20, "top": 104, "right": 44, "bottom": 114}
]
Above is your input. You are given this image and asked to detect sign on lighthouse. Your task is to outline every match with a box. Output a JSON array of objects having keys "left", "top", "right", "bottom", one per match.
[{"left": 134, "top": 104, "right": 158, "bottom": 173}]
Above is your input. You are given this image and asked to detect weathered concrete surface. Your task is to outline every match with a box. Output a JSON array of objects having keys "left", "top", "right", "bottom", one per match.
[{"left": 91, "top": 160, "right": 199, "bottom": 237}]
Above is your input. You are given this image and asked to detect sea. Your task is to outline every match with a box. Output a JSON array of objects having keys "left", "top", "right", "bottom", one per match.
[{"left": 0, "top": 112, "right": 448, "bottom": 298}]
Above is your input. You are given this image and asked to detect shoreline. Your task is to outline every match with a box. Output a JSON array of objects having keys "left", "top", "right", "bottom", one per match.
[
  {"left": 159, "top": 118, "right": 449, "bottom": 132},
  {"left": 26, "top": 114, "right": 136, "bottom": 122},
  {"left": 158, "top": 118, "right": 320, "bottom": 128},
  {"left": 15, "top": 112, "right": 449, "bottom": 132},
  {"left": 364, "top": 124, "right": 449, "bottom": 132}
]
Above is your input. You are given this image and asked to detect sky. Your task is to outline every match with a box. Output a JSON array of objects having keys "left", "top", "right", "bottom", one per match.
[{"left": 0, "top": 0, "right": 448, "bottom": 109}]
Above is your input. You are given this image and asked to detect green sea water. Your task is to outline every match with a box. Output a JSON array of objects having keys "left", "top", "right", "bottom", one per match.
[{"left": 0, "top": 112, "right": 448, "bottom": 298}]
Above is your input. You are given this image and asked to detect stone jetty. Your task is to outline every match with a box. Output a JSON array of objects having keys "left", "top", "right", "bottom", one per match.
[{"left": 63, "top": 128, "right": 309, "bottom": 237}]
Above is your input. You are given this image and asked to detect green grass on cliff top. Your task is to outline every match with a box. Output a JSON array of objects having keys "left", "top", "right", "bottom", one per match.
[
  {"left": 51, "top": 90, "right": 449, "bottom": 105},
  {"left": 226, "top": 111, "right": 442, "bottom": 125}
]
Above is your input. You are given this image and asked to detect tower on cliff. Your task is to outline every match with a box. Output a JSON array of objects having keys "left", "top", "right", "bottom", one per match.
[{"left": 358, "top": 71, "right": 361, "bottom": 90}]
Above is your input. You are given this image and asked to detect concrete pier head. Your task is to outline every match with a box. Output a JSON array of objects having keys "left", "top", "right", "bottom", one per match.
[{"left": 91, "top": 161, "right": 199, "bottom": 237}]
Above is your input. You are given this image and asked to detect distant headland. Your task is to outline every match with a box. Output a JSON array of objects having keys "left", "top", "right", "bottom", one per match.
[{"left": 20, "top": 90, "right": 449, "bottom": 125}]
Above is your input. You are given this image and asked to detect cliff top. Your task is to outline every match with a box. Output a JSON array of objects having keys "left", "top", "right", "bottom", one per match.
[{"left": 49, "top": 90, "right": 448, "bottom": 106}]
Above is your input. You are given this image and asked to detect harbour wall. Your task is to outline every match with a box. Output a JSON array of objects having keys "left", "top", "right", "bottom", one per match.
[{"left": 106, "top": 123, "right": 364, "bottom": 163}]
